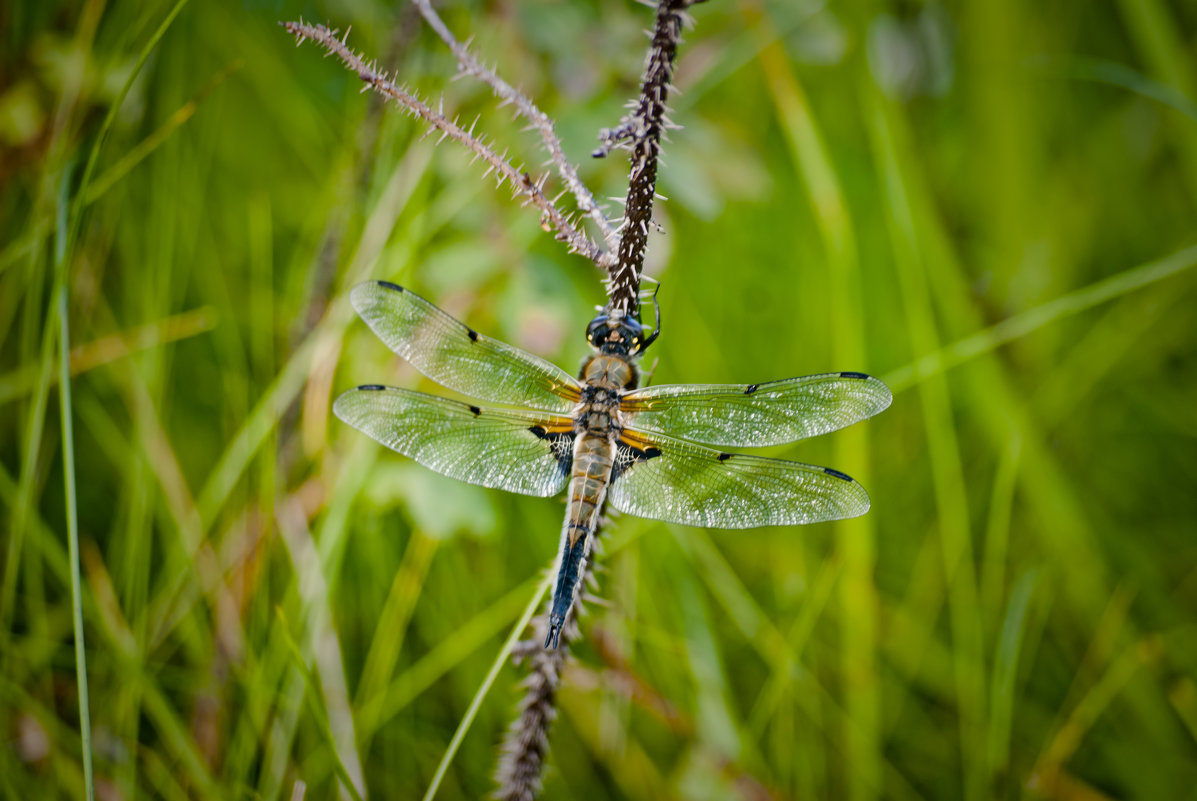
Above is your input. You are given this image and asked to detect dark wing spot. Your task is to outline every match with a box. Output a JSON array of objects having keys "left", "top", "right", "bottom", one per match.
[
  {"left": 529, "top": 427, "right": 575, "bottom": 479},
  {"left": 612, "top": 441, "right": 661, "bottom": 481},
  {"left": 840, "top": 371, "right": 869, "bottom": 380},
  {"left": 377, "top": 280, "right": 403, "bottom": 292},
  {"left": 468, "top": 405, "right": 482, "bottom": 416},
  {"left": 358, "top": 384, "right": 386, "bottom": 391},
  {"left": 717, "top": 452, "right": 732, "bottom": 462},
  {"left": 466, "top": 327, "right": 479, "bottom": 342},
  {"left": 823, "top": 467, "right": 854, "bottom": 482},
  {"left": 744, "top": 383, "right": 760, "bottom": 395}
]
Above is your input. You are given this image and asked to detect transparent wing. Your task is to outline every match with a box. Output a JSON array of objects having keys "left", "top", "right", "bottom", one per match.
[
  {"left": 334, "top": 385, "right": 574, "bottom": 497},
  {"left": 350, "top": 281, "right": 581, "bottom": 413},
  {"left": 620, "top": 372, "right": 891, "bottom": 447},
  {"left": 607, "top": 429, "right": 870, "bottom": 528}
]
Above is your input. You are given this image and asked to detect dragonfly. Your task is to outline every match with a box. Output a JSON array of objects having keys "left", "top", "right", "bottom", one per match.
[{"left": 335, "top": 281, "right": 891, "bottom": 648}]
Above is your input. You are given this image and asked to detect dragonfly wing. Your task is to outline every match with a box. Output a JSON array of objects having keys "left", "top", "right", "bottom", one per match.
[
  {"left": 334, "top": 385, "right": 574, "bottom": 497},
  {"left": 607, "top": 429, "right": 869, "bottom": 528},
  {"left": 350, "top": 281, "right": 581, "bottom": 413},
  {"left": 620, "top": 372, "right": 891, "bottom": 447}
]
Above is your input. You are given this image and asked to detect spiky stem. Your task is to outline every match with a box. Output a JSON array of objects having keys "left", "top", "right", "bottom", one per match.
[
  {"left": 282, "top": 20, "right": 607, "bottom": 266},
  {"left": 409, "top": 0, "right": 619, "bottom": 256},
  {"left": 605, "top": 0, "right": 698, "bottom": 318},
  {"left": 494, "top": 528, "right": 602, "bottom": 801}
]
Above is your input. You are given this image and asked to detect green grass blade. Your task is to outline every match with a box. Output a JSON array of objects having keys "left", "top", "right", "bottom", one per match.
[
  {"left": 67, "top": 0, "right": 192, "bottom": 253},
  {"left": 987, "top": 569, "right": 1037, "bottom": 786},
  {"left": 883, "top": 243, "right": 1197, "bottom": 392},
  {"left": 275, "top": 609, "right": 366, "bottom": 801},
  {"left": 356, "top": 573, "right": 547, "bottom": 740},
  {"left": 868, "top": 86, "right": 985, "bottom": 801},
  {"left": 753, "top": 12, "right": 881, "bottom": 796},
  {"left": 82, "top": 60, "right": 242, "bottom": 207},
  {"left": 422, "top": 571, "right": 552, "bottom": 801},
  {"left": 1032, "top": 55, "right": 1197, "bottom": 123},
  {"left": 57, "top": 165, "right": 94, "bottom": 801}
]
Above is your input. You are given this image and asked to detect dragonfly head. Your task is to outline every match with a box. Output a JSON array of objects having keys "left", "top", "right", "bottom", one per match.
[
  {"left": 586, "top": 291, "right": 660, "bottom": 357},
  {"left": 585, "top": 312, "right": 650, "bottom": 356}
]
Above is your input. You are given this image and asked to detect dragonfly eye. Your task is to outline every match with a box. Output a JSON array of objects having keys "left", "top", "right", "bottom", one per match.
[
  {"left": 621, "top": 318, "right": 651, "bottom": 356},
  {"left": 585, "top": 316, "right": 611, "bottom": 347}
]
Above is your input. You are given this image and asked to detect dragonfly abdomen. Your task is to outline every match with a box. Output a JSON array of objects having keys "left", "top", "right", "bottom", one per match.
[
  {"left": 546, "top": 431, "right": 615, "bottom": 649},
  {"left": 545, "top": 354, "right": 632, "bottom": 648}
]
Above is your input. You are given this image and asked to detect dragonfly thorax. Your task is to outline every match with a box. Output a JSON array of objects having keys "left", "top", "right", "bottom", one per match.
[{"left": 579, "top": 352, "right": 638, "bottom": 392}]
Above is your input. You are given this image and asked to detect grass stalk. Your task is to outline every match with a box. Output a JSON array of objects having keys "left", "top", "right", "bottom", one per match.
[
  {"left": 57, "top": 165, "right": 94, "bottom": 801},
  {"left": 883, "top": 243, "right": 1197, "bottom": 392},
  {"left": 66, "top": 0, "right": 193, "bottom": 254},
  {"left": 868, "top": 87, "right": 986, "bottom": 801},
  {"left": 751, "top": 9, "right": 880, "bottom": 795},
  {"left": 424, "top": 573, "right": 552, "bottom": 801}
]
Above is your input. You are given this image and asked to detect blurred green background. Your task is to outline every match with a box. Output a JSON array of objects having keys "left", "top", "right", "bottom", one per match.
[{"left": 2, "top": 0, "right": 1196, "bottom": 798}]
